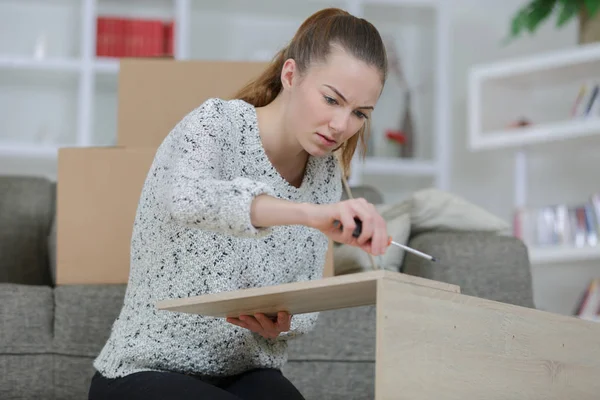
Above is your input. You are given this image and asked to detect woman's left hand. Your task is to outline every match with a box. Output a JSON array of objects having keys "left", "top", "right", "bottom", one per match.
[{"left": 226, "top": 311, "right": 292, "bottom": 339}]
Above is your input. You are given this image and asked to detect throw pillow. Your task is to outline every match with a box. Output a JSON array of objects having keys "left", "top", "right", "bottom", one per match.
[{"left": 410, "top": 188, "right": 510, "bottom": 234}]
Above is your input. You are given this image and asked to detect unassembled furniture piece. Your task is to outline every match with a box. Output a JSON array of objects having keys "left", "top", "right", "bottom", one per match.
[{"left": 159, "top": 270, "right": 600, "bottom": 400}]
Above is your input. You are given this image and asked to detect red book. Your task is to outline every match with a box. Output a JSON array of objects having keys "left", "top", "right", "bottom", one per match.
[
  {"left": 147, "top": 20, "right": 164, "bottom": 56},
  {"left": 96, "top": 17, "right": 107, "bottom": 56},
  {"left": 108, "top": 17, "right": 121, "bottom": 57},
  {"left": 135, "top": 19, "right": 144, "bottom": 57},
  {"left": 123, "top": 19, "right": 132, "bottom": 57},
  {"left": 101, "top": 17, "right": 167, "bottom": 59},
  {"left": 164, "top": 21, "right": 174, "bottom": 56},
  {"left": 114, "top": 18, "right": 126, "bottom": 57},
  {"left": 96, "top": 17, "right": 126, "bottom": 58}
]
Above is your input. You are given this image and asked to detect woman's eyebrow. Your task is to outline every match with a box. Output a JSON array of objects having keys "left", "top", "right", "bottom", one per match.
[{"left": 324, "top": 84, "right": 374, "bottom": 110}]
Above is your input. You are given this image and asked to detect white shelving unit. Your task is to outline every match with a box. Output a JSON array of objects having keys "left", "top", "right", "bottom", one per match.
[
  {"left": 468, "top": 43, "right": 600, "bottom": 265},
  {"left": 0, "top": 56, "right": 81, "bottom": 71},
  {"left": 0, "top": 0, "right": 451, "bottom": 193},
  {"left": 529, "top": 245, "right": 600, "bottom": 265},
  {"left": 469, "top": 43, "right": 600, "bottom": 152}
]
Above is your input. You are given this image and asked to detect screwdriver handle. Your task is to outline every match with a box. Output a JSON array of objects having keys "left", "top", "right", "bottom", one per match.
[
  {"left": 332, "top": 217, "right": 362, "bottom": 238},
  {"left": 333, "top": 218, "right": 393, "bottom": 245}
]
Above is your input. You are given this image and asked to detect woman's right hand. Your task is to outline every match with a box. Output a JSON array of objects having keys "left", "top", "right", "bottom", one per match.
[{"left": 305, "top": 198, "right": 388, "bottom": 256}]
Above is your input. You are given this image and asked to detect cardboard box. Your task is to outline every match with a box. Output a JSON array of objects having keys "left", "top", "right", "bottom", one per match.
[
  {"left": 117, "top": 59, "right": 268, "bottom": 148},
  {"left": 56, "top": 147, "right": 156, "bottom": 285},
  {"left": 56, "top": 59, "right": 271, "bottom": 284}
]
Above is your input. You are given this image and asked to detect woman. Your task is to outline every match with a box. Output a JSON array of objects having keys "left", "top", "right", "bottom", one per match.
[{"left": 89, "top": 7, "right": 388, "bottom": 400}]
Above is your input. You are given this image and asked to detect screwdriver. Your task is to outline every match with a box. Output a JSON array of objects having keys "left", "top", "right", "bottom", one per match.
[{"left": 333, "top": 218, "right": 437, "bottom": 262}]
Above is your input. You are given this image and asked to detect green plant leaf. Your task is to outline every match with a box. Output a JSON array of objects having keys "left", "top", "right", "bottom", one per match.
[
  {"left": 584, "top": 0, "right": 600, "bottom": 17},
  {"left": 507, "top": 0, "right": 557, "bottom": 41},
  {"left": 526, "top": 0, "right": 555, "bottom": 32},
  {"left": 504, "top": 0, "right": 600, "bottom": 45},
  {"left": 556, "top": 0, "right": 578, "bottom": 27},
  {"left": 510, "top": 9, "right": 527, "bottom": 36}
]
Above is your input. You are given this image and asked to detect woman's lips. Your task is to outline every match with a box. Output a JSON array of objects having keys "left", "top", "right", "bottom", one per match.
[{"left": 316, "top": 132, "right": 336, "bottom": 146}]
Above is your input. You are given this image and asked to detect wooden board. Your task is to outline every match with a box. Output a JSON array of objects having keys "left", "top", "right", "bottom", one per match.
[
  {"left": 375, "top": 278, "right": 600, "bottom": 400},
  {"left": 156, "top": 270, "right": 460, "bottom": 318}
]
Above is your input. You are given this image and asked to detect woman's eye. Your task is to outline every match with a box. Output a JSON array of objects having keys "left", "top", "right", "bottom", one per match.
[
  {"left": 354, "top": 111, "right": 368, "bottom": 119},
  {"left": 324, "top": 96, "right": 338, "bottom": 105}
]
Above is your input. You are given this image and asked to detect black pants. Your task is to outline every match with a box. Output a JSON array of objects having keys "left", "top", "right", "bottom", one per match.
[{"left": 88, "top": 368, "right": 305, "bottom": 400}]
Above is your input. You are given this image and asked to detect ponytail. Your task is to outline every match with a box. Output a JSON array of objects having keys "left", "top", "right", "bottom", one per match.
[{"left": 235, "top": 48, "right": 287, "bottom": 108}]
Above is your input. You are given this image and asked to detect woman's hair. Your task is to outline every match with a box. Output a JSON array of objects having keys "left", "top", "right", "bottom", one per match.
[{"left": 234, "top": 7, "right": 388, "bottom": 176}]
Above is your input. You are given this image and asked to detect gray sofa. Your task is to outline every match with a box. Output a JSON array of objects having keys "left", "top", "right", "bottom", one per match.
[{"left": 0, "top": 175, "right": 534, "bottom": 399}]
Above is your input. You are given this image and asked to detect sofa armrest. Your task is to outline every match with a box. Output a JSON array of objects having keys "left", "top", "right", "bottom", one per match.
[
  {"left": 402, "top": 231, "right": 535, "bottom": 309},
  {"left": 0, "top": 176, "right": 55, "bottom": 286}
]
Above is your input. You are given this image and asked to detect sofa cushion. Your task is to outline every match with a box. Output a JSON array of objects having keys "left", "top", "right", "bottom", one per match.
[
  {"left": 54, "top": 284, "right": 126, "bottom": 356},
  {"left": 283, "top": 360, "right": 374, "bottom": 400},
  {"left": 287, "top": 306, "right": 375, "bottom": 361},
  {"left": 0, "top": 284, "right": 53, "bottom": 353},
  {"left": 404, "top": 231, "right": 534, "bottom": 308},
  {"left": 0, "top": 176, "right": 55, "bottom": 286},
  {"left": 54, "top": 355, "right": 97, "bottom": 400},
  {"left": 410, "top": 188, "right": 510, "bottom": 234},
  {"left": 0, "top": 354, "right": 54, "bottom": 400}
]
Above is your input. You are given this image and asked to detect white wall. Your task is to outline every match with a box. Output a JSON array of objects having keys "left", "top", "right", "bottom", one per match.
[{"left": 447, "top": 0, "right": 600, "bottom": 315}]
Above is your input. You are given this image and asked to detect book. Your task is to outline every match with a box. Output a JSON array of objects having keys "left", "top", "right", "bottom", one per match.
[
  {"left": 96, "top": 17, "right": 174, "bottom": 58},
  {"left": 513, "top": 193, "right": 600, "bottom": 249},
  {"left": 573, "top": 278, "right": 600, "bottom": 322},
  {"left": 571, "top": 81, "right": 600, "bottom": 118}
]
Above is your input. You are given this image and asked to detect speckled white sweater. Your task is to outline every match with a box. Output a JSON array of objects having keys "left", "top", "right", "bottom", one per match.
[{"left": 93, "top": 98, "right": 342, "bottom": 379}]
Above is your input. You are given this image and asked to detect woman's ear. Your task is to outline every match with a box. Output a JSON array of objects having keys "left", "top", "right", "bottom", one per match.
[{"left": 280, "top": 58, "right": 297, "bottom": 90}]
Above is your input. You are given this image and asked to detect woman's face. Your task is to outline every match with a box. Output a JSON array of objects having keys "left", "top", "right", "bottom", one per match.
[{"left": 282, "top": 47, "right": 383, "bottom": 157}]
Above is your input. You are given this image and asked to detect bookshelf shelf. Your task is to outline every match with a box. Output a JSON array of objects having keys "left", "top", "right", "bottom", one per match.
[
  {"left": 468, "top": 43, "right": 600, "bottom": 153},
  {"left": 0, "top": 56, "right": 81, "bottom": 72},
  {"left": 529, "top": 245, "right": 600, "bottom": 265},
  {"left": 94, "top": 58, "right": 120, "bottom": 74},
  {"left": 471, "top": 117, "right": 600, "bottom": 151},
  {"left": 361, "top": 157, "right": 436, "bottom": 176},
  {"left": 0, "top": 144, "right": 60, "bottom": 159},
  {"left": 469, "top": 42, "right": 600, "bottom": 88},
  {"left": 97, "top": 0, "right": 175, "bottom": 20}
]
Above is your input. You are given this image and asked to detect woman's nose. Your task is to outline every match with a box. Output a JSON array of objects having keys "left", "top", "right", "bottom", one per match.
[{"left": 329, "top": 112, "right": 349, "bottom": 134}]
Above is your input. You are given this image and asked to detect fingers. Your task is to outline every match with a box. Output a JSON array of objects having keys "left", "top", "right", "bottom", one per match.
[
  {"left": 276, "top": 311, "right": 292, "bottom": 332},
  {"left": 226, "top": 313, "right": 291, "bottom": 339},
  {"left": 351, "top": 198, "right": 375, "bottom": 247},
  {"left": 226, "top": 317, "right": 249, "bottom": 330},
  {"left": 237, "top": 315, "right": 263, "bottom": 333},
  {"left": 364, "top": 201, "right": 388, "bottom": 255},
  {"left": 254, "top": 313, "right": 280, "bottom": 339},
  {"left": 339, "top": 198, "right": 388, "bottom": 256},
  {"left": 377, "top": 210, "right": 389, "bottom": 254},
  {"left": 338, "top": 205, "right": 356, "bottom": 244}
]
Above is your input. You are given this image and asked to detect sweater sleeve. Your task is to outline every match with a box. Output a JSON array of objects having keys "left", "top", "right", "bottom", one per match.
[
  {"left": 276, "top": 312, "right": 319, "bottom": 341},
  {"left": 160, "top": 98, "right": 276, "bottom": 237}
]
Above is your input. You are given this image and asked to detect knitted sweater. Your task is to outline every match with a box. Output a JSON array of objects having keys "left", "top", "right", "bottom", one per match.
[{"left": 93, "top": 98, "right": 342, "bottom": 379}]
